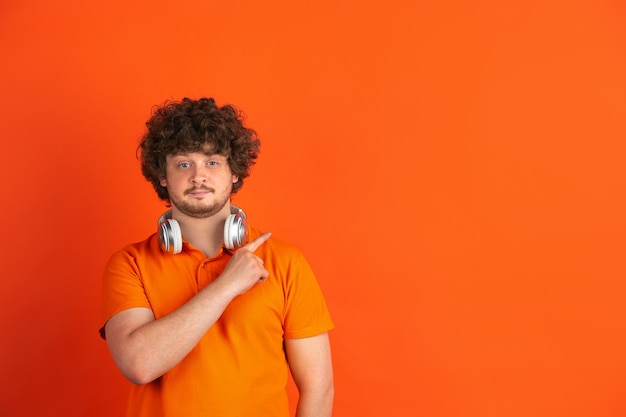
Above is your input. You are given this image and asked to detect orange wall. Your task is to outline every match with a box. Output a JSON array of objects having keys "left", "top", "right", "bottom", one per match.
[{"left": 1, "top": 1, "right": 626, "bottom": 416}]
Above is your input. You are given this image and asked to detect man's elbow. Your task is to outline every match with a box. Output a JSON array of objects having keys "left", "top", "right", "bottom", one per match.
[
  {"left": 124, "top": 369, "right": 157, "bottom": 385},
  {"left": 317, "top": 378, "right": 334, "bottom": 399},
  {"left": 296, "top": 381, "right": 334, "bottom": 417},
  {"left": 116, "top": 358, "right": 161, "bottom": 385}
]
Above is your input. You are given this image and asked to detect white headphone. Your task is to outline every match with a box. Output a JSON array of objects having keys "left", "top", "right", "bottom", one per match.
[{"left": 157, "top": 205, "right": 249, "bottom": 254}]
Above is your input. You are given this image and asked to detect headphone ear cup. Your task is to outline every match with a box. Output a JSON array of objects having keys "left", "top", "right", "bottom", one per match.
[
  {"left": 223, "top": 213, "right": 249, "bottom": 250},
  {"left": 223, "top": 214, "right": 236, "bottom": 250},
  {"left": 159, "top": 218, "right": 183, "bottom": 254}
]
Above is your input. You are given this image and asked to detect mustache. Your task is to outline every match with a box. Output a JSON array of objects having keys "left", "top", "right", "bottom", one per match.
[{"left": 184, "top": 185, "right": 215, "bottom": 195}]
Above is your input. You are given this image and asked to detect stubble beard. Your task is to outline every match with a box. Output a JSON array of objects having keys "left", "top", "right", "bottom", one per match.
[{"left": 169, "top": 186, "right": 231, "bottom": 219}]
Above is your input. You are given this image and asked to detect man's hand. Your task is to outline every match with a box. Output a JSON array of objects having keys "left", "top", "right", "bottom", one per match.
[{"left": 217, "top": 232, "right": 272, "bottom": 295}]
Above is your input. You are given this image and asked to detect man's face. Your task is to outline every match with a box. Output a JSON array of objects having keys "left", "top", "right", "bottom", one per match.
[{"left": 160, "top": 150, "right": 238, "bottom": 218}]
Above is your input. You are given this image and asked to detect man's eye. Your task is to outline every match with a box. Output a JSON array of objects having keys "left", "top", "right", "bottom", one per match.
[
  {"left": 178, "top": 162, "right": 191, "bottom": 168},
  {"left": 207, "top": 161, "right": 220, "bottom": 167}
]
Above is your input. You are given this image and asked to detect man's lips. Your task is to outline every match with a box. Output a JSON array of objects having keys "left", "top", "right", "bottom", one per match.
[{"left": 185, "top": 187, "right": 214, "bottom": 196}]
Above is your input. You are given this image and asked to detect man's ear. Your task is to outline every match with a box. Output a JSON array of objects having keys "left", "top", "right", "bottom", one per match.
[{"left": 160, "top": 178, "right": 167, "bottom": 187}]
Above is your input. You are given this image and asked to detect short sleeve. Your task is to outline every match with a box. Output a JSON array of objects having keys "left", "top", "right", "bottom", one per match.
[
  {"left": 283, "top": 252, "right": 334, "bottom": 339},
  {"left": 99, "top": 249, "right": 152, "bottom": 339}
]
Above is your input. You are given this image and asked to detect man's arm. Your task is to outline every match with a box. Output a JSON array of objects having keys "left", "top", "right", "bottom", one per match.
[
  {"left": 285, "top": 333, "right": 334, "bottom": 417},
  {"left": 104, "top": 232, "right": 271, "bottom": 385}
]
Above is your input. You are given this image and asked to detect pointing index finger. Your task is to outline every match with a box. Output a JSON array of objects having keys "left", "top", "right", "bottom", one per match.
[{"left": 243, "top": 232, "right": 272, "bottom": 253}]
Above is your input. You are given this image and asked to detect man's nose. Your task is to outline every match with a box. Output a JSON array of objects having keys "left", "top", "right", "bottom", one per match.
[{"left": 190, "top": 166, "right": 208, "bottom": 183}]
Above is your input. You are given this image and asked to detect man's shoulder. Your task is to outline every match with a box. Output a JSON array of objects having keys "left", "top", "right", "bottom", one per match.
[
  {"left": 110, "top": 233, "right": 161, "bottom": 261},
  {"left": 248, "top": 226, "right": 303, "bottom": 259}
]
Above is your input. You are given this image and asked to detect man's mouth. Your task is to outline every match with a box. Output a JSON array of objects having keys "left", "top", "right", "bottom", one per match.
[{"left": 185, "top": 187, "right": 214, "bottom": 196}]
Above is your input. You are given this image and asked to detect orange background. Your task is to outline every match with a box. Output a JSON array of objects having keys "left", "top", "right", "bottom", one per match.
[{"left": 1, "top": 1, "right": 626, "bottom": 416}]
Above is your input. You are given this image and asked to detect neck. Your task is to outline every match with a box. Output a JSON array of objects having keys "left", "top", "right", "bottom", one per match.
[{"left": 171, "top": 204, "right": 231, "bottom": 257}]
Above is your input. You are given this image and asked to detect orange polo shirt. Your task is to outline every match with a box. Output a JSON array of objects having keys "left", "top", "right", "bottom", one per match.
[{"left": 101, "top": 226, "right": 334, "bottom": 417}]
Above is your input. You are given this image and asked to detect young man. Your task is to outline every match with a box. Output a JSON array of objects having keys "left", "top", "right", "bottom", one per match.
[{"left": 100, "top": 97, "right": 334, "bottom": 417}]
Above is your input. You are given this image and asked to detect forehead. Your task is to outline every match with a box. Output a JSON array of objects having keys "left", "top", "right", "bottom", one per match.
[{"left": 169, "top": 142, "right": 229, "bottom": 156}]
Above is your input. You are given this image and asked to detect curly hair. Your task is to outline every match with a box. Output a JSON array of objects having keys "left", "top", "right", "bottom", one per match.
[{"left": 138, "top": 97, "right": 260, "bottom": 201}]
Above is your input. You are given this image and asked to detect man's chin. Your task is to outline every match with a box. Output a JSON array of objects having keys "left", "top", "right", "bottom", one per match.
[{"left": 171, "top": 200, "right": 229, "bottom": 219}]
